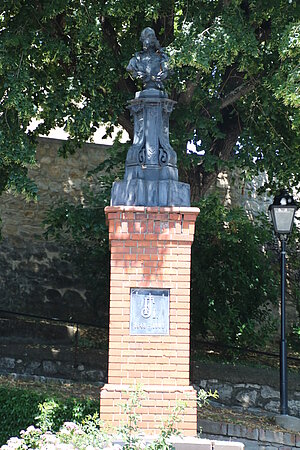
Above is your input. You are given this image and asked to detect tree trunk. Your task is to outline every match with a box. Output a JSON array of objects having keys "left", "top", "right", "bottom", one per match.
[{"left": 181, "top": 107, "right": 241, "bottom": 203}]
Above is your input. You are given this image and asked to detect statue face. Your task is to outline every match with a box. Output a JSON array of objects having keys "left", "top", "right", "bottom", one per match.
[
  {"left": 142, "top": 35, "right": 156, "bottom": 51},
  {"left": 140, "top": 28, "right": 157, "bottom": 51}
]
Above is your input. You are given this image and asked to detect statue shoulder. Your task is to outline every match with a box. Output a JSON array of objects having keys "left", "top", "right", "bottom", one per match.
[
  {"left": 133, "top": 51, "right": 144, "bottom": 61},
  {"left": 159, "top": 49, "right": 169, "bottom": 61},
  {"left": 127, "top": 52, "right": 142, "bottom": 72}
]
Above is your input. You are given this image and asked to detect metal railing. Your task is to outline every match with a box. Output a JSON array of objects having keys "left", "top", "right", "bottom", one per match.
[
  {"left": 0, "top": 308, "right": 106, "bottom": 368},
  {"left": 191, "top": 337, "right": 300, "bottom": 364},
  {"left": 1, "top": 309, "right": 299, "bottom": 371}
]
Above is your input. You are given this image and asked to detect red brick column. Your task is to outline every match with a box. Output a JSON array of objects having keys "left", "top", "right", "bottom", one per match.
[{"left": 100, "top": 206, "right": 199, "bottom": 435}]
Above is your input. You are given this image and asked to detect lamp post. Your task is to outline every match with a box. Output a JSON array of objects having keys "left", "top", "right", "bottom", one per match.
[{"left": 269, "top": 191, "right": 297, "bottom": 418}]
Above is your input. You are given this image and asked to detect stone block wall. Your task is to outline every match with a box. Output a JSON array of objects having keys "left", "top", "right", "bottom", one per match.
[
  {"left": 0, "top": 137, "right": 108, "bottom": 324},
  {"left": 200, "top": 419, "right": 300, "bottom": 449},
  {"left": 193, "top": 362, "right": 300, "bottom": 418}
]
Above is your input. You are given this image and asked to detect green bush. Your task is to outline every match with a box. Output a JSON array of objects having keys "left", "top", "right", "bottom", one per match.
[
  {"left": 191, "top": 195, "right": 279, "bottom": 350},
  {"left": 0, "top": 384, "right": 98, "bottom": 445},
  {"left": 1, "top": 386, "right": 218, "bottom": 450}
]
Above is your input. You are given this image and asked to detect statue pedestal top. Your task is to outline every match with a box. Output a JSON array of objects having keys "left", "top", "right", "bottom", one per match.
[{"left": 135, "top": 88, "right": 168, "bottom": 99}]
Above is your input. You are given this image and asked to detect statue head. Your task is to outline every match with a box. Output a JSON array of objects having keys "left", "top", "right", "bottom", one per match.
[{"left": 140, "top": 27, "right": 161, "bottom": 51}]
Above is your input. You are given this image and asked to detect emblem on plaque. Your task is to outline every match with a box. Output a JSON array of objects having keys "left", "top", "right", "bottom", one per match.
[
  {"left": 130, "top": 288, "right": 169, "bottom": 335},
  {"left": 141, "top": 293, "right": 157, "bottom": 319}
]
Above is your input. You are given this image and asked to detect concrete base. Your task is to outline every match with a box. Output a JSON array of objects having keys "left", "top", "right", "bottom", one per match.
[
  {"left": 112, "top": 436, "right": 244, "bottom": 450},
  {"left": 170, "top": 436, "right": 244, "bottom": 450},
  {"left": 275, "top": 414, "right": 300, "bottom": 432}
]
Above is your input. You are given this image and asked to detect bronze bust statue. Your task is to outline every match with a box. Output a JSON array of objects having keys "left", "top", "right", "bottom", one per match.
[
  {"left": 127, "top": 27, "right": 169, "bottom": 91},
  {"left": 110, "top": 27, "right": 190, "bottom": 207}
]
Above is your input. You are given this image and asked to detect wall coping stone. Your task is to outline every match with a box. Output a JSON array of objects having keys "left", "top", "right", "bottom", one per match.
[{"left": 199, "top": 418, "right": 300, "bottom": 448}]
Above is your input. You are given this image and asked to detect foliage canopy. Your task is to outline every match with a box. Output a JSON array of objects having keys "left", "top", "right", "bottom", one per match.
[{"left": 0, "top": 0, "right": 299, "bottom": 202}]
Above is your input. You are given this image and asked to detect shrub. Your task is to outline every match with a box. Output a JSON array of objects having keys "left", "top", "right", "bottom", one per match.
[
  {"left": 0, "top": 384, "right": 98, "bottom": 446},
  {"left": 191, "top": 195, "right": 279, "bottom": 350}
]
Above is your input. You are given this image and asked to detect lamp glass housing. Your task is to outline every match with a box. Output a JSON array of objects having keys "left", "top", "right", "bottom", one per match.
[{"left": 270, "top": 205, "right": 296, "bottom": 235}]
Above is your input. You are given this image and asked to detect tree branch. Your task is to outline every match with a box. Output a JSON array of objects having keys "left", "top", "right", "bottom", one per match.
[
  {"left": 117, "top": 110, "right": 134, "bottom": 140},
  {"left": 182, "top": 107, "right": 241, "bottom": 202},
  {"left": 99, "top": 15, "right": 122, "bottom": 58},
  {"left": 220, "top": 80, "right": 258, "bottom": 110},
  {"left": 153, "top": 6, "right": 175, "bottom": 46}
]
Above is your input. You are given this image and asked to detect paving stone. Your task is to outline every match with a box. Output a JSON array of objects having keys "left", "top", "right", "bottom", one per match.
[
  {"left": 259, "top": 446, "right": 278, "bottom": 450},
  {"left": 170, "top": 436, "right": 212, "bottom": 450},
  {"left": 0, "top": 357, "right": 15, "bottom": 369},
  {"left": 278, "top": 447, "right": 295, "bottom": 450},
  {"left": 27, "top": 361, "right": 41, "bottom": 372},
  {"left": 295, "top": 434, "right": 300, "bottom": 447},
  {"left": 217, "top": 385, "right": 233, "bottom": 402},
  {"left": 281, "top": 432, "right": 296, "bottom": 446},
  {"left": 287, "top": 401, "right": 300, "bottom": 418},
  {"left": 42, "top": 360, "right": 58, "bottom": 374},
  {"left": 236, "top": 389, "right": 258, "bottom": 407},
  {"left": 276, "top": 414, "right": 300, "bottom": 433},
  {"left": 264, "top": 401, "right": 280, "bottom": 413}
]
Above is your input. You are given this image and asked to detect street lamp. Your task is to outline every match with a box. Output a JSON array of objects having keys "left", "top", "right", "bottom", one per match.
[{"left": 269, "top": 190, "right": 298, "bottom": 424}]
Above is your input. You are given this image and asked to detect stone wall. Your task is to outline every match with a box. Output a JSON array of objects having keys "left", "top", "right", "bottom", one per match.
[
  {"left": 193, "top": 362, "right": 300, "bottom": 418},
  {"left": 0, "top": 137, "right": 109, "bottom": 324},
  {"left": 1, "top": 349, "right": 300, "bottom": 419}
]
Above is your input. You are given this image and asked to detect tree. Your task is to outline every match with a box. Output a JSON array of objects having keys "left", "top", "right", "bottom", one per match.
[{"left": 0, "top": 0, "right": 299, "bottom": 205}]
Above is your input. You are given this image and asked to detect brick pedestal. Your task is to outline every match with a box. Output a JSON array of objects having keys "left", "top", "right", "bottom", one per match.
[{"left": 100, "top": 206, "right": 199, "bottom": 435}]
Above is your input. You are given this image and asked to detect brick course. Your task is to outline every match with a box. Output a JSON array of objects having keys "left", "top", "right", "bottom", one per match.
[{"left": 100, "top": 206, "right": 199, "bottom": 435}]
